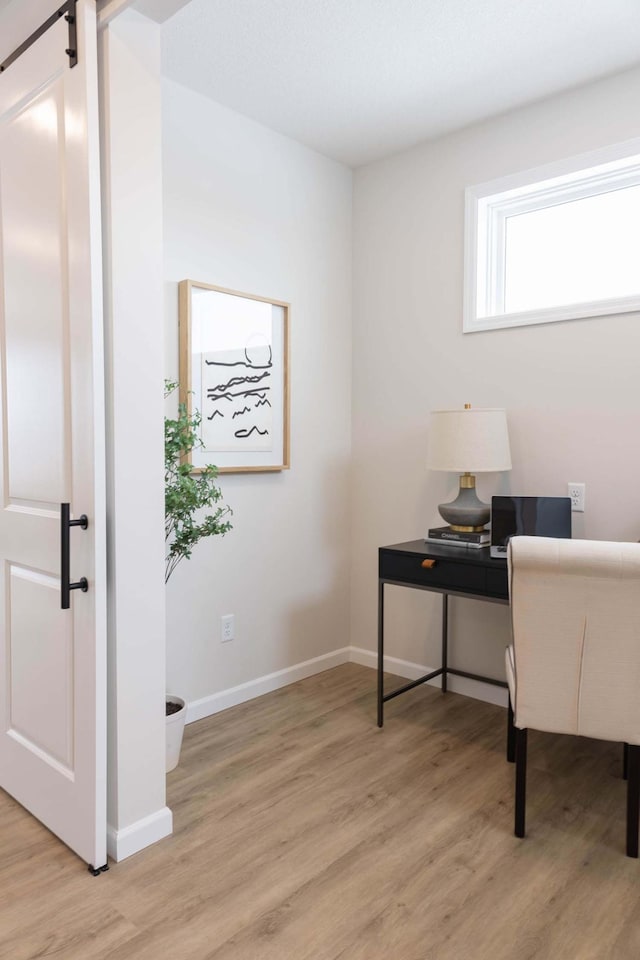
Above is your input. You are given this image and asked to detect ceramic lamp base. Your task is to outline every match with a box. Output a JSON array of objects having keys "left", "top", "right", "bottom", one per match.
[{"left": 437, "top": 474, "right": 489, "bottom": 532}]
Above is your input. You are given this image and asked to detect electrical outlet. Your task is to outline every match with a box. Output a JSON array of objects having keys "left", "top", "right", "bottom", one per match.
[
  {"left": 221, "top": 614, "right": 234, "bottom": 643},
  {"left": 567, "top": 482, "right": 585, "bottom": 513}
]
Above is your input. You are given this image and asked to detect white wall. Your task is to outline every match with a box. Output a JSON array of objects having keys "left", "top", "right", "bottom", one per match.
[
  {"left": 162, "top": 80, "right": 353, "bottom": 710},
  {"left": 100, "top": 9, "right": 170, "bottom": 859},
  {"left": 0, "top": 0, "right": 55, "bottom": 62},
  {"left": 351, "top": 65, "right": 640, "bottom": 687}
]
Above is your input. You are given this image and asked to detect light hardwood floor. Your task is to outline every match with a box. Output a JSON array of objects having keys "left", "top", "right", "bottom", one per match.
[{"left": 1, "top": 663, "right": 640, "bottom": 960}]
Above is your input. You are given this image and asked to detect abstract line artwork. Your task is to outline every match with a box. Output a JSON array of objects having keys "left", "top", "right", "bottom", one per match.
[
  {"left": 201, "top": 337, "right": 273, "bottom": 452},
  {"left": 179, "top": 280, "right": 290, "bottom": 473}
]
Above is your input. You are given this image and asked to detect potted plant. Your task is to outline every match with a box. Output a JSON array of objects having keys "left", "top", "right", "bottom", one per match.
[{"left": 164, "top": 380, "right": 232, "bottom": 771}]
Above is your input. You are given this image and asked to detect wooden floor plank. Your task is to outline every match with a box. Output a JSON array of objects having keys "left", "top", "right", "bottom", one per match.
[{"left": 1, "top": 663, "right": 640, "bottom": 960}]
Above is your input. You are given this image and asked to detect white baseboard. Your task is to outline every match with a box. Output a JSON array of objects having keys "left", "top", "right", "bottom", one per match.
[
  {"left": 107, "top": 805, "right": 173, "bottom": 862},
  {"left": 186, "top": 647, "right": 351, "bottom": 724},
  {"left": 349, "top": 646, "right": 508, "bottom": 708},
  {"left": 184, "top": 644, "right": 506, "bottom": 729}
]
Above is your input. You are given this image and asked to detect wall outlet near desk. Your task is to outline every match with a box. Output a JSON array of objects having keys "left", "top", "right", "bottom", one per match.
[
  {"left": 568, "top": 482, "right": 585, "bottom": 513},
  {"left": 221, "top": 614, "right": 235, "bottom": 642}
]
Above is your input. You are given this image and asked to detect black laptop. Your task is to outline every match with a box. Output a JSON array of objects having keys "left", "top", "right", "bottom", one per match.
[{"left": 490, "top": 495, "right": 572, "bottom": 558}]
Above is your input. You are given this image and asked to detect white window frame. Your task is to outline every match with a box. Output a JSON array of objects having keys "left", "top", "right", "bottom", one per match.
[{"left": 463, "top": 138, "right": 640, "bottom": 333}]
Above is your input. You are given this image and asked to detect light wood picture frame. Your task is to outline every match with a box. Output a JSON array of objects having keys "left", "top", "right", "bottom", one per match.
[{"left": 179, "top": 280, "right": 290, "bottom": 473}]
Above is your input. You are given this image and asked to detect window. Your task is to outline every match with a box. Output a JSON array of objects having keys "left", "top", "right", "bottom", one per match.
[{"left": 463, "top": 140, "right": 640, "bottom": 332}]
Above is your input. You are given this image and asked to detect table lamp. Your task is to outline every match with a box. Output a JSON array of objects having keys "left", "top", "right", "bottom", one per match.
[{"left": 427, "top": 404, "right": 512, "bottom": 531}]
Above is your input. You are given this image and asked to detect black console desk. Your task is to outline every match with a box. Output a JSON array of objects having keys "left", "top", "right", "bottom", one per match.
[{"left": 378, "top": 539, "right": 509, "bottom": 726}]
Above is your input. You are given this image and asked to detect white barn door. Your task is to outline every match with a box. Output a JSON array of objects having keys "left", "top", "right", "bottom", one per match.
[{"left": 0, "top": 0, "right": 107, "bottom": 871}]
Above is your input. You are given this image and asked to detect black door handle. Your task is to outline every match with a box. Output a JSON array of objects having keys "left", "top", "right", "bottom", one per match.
[{"left": 61, "top": 502, "right": 89, "bottom": 610}]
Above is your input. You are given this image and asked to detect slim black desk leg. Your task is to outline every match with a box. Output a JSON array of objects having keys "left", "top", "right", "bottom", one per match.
[
  {"left": 377, "top": 580, "right": 384, "bottom": 728},
  {"left": 441, "top": 593, "right": 448, "bottom": 693}
]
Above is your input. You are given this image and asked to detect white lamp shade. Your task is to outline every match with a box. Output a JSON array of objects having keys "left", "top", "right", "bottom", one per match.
[{"left": 428, "top": 408, "right": 512, "bottom": 473}]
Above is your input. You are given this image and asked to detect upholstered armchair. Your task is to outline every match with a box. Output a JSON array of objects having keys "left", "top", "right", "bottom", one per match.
[{"left": 506, "top": 536, "right": 640, "bottom": 857}]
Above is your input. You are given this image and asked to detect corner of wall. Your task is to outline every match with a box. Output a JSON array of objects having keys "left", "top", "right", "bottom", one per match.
[{"left": 100, "top": 6, "right": 169, "bottom": 850}]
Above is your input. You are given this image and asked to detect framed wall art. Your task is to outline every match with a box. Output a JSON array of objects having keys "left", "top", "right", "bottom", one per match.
[{"left": 179, "top": 280, "right": 290, "bottom": 473}]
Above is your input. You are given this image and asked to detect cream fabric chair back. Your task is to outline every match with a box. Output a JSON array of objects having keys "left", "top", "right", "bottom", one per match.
[{"left": 508, "top": 536, "right": 640, "bottom": 745}]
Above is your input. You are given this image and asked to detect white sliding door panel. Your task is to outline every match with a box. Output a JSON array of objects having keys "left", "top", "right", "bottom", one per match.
[
  {"left": 0, "top": 2, "right": 106, "bottom": 870},
  {"left": 2, "top": 82, "right": 69, "bottom": 505},
  {"left": 8, "top": 564, "right": 73, "bottom": 772}
]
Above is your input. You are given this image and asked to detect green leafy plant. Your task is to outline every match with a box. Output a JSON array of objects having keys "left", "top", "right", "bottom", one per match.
[{"left": 165, "top": 380, "right": 232, "bottom": 583}]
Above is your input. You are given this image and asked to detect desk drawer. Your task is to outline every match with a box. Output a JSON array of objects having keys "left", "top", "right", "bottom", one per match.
[
  {"left": 485, "top": 567, "right": 509, "bottom": 600},
  {"left": 380, "top": 552, "right": 485, "bottom": 593}
]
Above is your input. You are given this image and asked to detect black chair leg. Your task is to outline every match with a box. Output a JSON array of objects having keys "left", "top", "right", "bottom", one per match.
[
  {"left": 623, "top": 742, "right": 629, "bottom": 781},
  {"left": 514, "top": 727, "right": 528, "bottom": 839},
  {"left": 626, "top": 744, "right": 640, "bottom": 858},
  {"left": 507, "top": 695, "right": 515, "bottom": 763}
]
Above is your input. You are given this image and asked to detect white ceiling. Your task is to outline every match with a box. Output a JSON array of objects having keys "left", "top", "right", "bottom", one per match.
[
  {"left": 2, "top": 1, "right": 639, "bottom": 164},
  {"left": 133, "top": 0, "right": 192, "bottom": 24},
  {"left": 146, "top": 1, "right": 640, "bottom": 167}
]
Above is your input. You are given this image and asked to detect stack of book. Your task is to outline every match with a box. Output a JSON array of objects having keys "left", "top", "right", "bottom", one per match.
[{"left": 425, "top": 525, "right": 490, "bottom": 549}]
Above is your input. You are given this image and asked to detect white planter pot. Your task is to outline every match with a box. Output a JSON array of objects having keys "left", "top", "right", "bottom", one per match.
[{"left": 166, "top": 696, "right": 186, "bottom": 772}]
